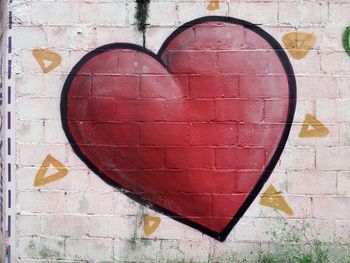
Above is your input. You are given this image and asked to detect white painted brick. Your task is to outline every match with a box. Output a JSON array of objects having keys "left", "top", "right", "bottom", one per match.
[
  {"left": 291, "top": 51, "right": 322, "bottom": 75},
  {"left": 41, "top": 215, "right": 88, "bottom": 237},
  {"left": 305, "top": 219, "right": 335, "bottom": 242},
  {"left": 88, "top": 171, "right": 115, "bottom": 193},
  {"left": 45, "top": 26, "right": 96, "bottom": 50},
  {"left": 296, "top": 76, "right": 338, "bottom": 100},
  {"left": 145, "top": 27, "right": 176, "bottom": 51},
  {"left": 65, "top": 192, "right": 115, "bottom": 215},
  {"left": 18, "top": 191, "right": 67, "bottom": 213},
  {"left": 286, "top": 196, "right": 312, "bottom": 219},
  {"left": 293, "top": 99, "right": 316, "bottom": 124},
  {"left": 319, "top": 24, "right": 347, "bottom": 52},
  {"left": 18, "top": 236, "right": 65, "bottom": 260},
  {"left": 96, "top": 27, "right": 139, "bottom": 47},
  {"left": 13, "top": 26, "right": 46, "bottom": 50},
  {"left": 321, "top": 51, "right": 350, "bottom": 75},
  {"left": 113, "top": 191, "right": 143, "bottom": 216},
  {"left": 17, "top": 120, "right": 44, "bottom": 144},
  {"left": 338, "top": 77, "right": 350, "bottom": 99},
  {"left": 279, "top": 1, "right": 328, "bottom": 26},
  {"left": 178, "top": 2, "right": 228, "bottom": 24},
  {"left": 20, "top": 49, "right": 70, "bottom": 74},
  {"left": 234, "top": 218, "right": 270, "bottom": 242},
  {"left": 313, "top": 197, "right": 350, "bottom": 219},
  {"left": 88, "top": 215, "right": 136, "bottom": 238},
  {"left": 17, "top": 97, "right": 60, "bottom": 120},
  {"left": 211, "top": 242, "right": 260, "bottom": 262},
  {"left": 184, "top": 223, "right": 207, "bottom": 241},
  {"left": 18, "top": 143, "right": 67, "bottom": 166},
  {"left": 279, "top": 147, "right": 315, "bottom": 170},
  {"left": 335, "top": 220, "right": 350, "bottom": 243},
  {"left": 66, "top": 238, "right": 113, "bottom": 261},
  {"left": 43, "top": 120, "right": 68, "bottom": 144},
  {"left": 337, "top": 172, "right": 350, "bottom": 196},
  {"left": 329, "top": 3, "right": 350, "bottom": 26},
  {"left": 16, "top": 73, "right": 44, "bottom": 96},
  {"left": 287, "top": 171, "right": 337, "bottom": 195},
  {"left": 241, "top": 197, "right": 262, "bottom": 219},
  {"left": 267, "top": 170, "right": 288, "bottom": 193},
  {"left": 316, "top": 147, "right": 350, "bottom": 171},
  {"left": 31, "top": 2, "right": 79, "bottom": 26},
  {"left": 12, "top": 1, "right": 31, "bottom": 25},
  {"left": 67, "top": 148, "right": 89, "bottom": 169},
  {"left": 17, "top": 214, "right": 41, "bottom": 236},
  {"left": 337, "top": 100, "right": 350, "bottom": 123},
  {"left": 148, "top": 2, "right": 178, "bottom": 26},
  {"left": 41, "top": 74, "right": 68, "bottom": 98},
  {"left": 114, "top": 238, "right": 161, "bottom": 262},
  {"left": 229, "top": 2, "right": 278, "bottom": 25},
  {"left": 79, "top": 3, "right": 127, "bottom": 26},
  {"left": 327, "top": 246, "right": 350, "bottom": 263},
  {"left": 159, "top": 240, "right": 185, "bottom": 262},
  {"left": 287, "top": 123, "right": 339, "bottom": 147},
  {"left": 177, "top": 240, "right": 212, "bottom": 262},
  {"left": 17, "top": 167, "right": 89, "bottom": 192},
  {"left": 316, "top": 99, "right": 340, "bottom": 123},
  {"left": 136, "top": 215, "right": 187, "bottom": 240}
]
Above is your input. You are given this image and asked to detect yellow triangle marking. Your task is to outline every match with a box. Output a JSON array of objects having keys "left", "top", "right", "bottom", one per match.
[
  {"left": 207, "top": 0, "right": 220, "bottom": 11},
  {"left": 144, "top": 215, "right": 161, "bottom": 236},
  {"left": 33, "top": 154, "right": 68, "bottom": 187},
  {"left": 282, "top": 32, "right": 316, "bottom": 60},
  {"left": 32, "top": 49, "right": 62, "bottom": 73},
  {"left": 299, "top": 114, "right": 329, "bottom": 138},
  {"left": 259, "top": 184, "right": 294, "bottom": 216}
]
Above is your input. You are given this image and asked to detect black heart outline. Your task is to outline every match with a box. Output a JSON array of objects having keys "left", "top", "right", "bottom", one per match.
[{"left": 60, "top": 16, "right": 297, "bottom": 242}]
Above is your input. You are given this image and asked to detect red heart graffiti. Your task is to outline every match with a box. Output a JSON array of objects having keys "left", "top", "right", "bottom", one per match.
[{"left": 61, "top": 16, "right": 296, "bottom": 241}]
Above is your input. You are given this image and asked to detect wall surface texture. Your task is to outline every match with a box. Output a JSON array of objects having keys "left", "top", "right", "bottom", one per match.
[
  {"left": 1, "top": 0, "right": 350, "bottom": 262},
  {"left": 0, "top": 0, "right": 8, "bottom": 261}
]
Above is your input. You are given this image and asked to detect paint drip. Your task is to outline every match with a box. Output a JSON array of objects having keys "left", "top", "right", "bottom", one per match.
[{"left": 135, "top": 0, "right": 151, "bottom": 47}]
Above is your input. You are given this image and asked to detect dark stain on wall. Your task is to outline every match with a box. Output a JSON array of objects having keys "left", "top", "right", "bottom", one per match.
[{"left": 135, "top": 0, "right": 151, "bottom": 47}]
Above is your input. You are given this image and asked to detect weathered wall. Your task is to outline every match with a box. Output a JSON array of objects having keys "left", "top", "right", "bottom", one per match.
[
  {"left": 4, "top": 0, "right": 350, "bottom": 262},
  {"left": 0, "top": 0, "right": 8, "bottom": 261}
]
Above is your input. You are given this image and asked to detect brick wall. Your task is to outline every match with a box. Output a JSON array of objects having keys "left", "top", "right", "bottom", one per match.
[{"left": 2, "top": 0, "right": 350, "bottom": 262}]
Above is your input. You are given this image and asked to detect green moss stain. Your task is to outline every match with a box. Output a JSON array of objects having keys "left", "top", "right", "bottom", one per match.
[
  {"left": 343, "top": 27, "right": 350, "bottom": 57},
  {"left": 141, "top": 238, "right": 152, "bottom": 246},
  {"left": 25, "top": 241, "right": 36, "bottom": 258},
  {"left": 135, "top": 0, "right": 151, "bottom": 47},
  {"left": 38, "top": 246, "right": 60, "bottom": 259}
]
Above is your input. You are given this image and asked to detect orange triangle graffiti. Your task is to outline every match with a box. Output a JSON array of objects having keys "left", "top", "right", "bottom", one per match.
[
  {"left": 32, "top": 49, "right": 62, "bottom": 73},
  {"left": 282, "top": 32, "right": 316, "bottom": 60},
  {"left": 299, "top": 114, "right": 329, "bottom": 138},
  {"left": 207, "top": 0, "right": 220, "bottom": 11},
  {"left": 259, "top": 184, "right": 294, "bottom": 216},
  {"left": 34, "top": 154, "right": 68, "bottom": 187},
  {"left": 144, "top": 215, "right": 161, "bottom": 236}
]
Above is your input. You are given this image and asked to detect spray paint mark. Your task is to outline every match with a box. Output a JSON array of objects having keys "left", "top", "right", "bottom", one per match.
[
  {"left": 343, "top": 27, "right": 350, "bottom": 57},
  {"left": 259, "top": 184, "right": 294, "bottom": 216},
  {"left": 143, "top": 215, "right": 161, "bottom": 236},
  {"left": 33, "top": 155, "right": 68, "bottom": 187},
  {"left": 299, "top": 114, "right": 329, "bottom": 138},
  {"left": 282, "top": 32, "right": 316, "bottom": 60},
  {"left": 32, "top": 49, "right": 62, "bottom": 73},
  {"left": 135, "top": 0, "right": 150, "bottom": 47},
  {"left": 207, "top": 0, "right": 220, "bottom": 11}
]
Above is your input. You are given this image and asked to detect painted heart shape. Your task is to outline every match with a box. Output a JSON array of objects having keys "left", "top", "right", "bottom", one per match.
[{"left": 61, "top": 16, "right": 296, "bottom": 241}]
